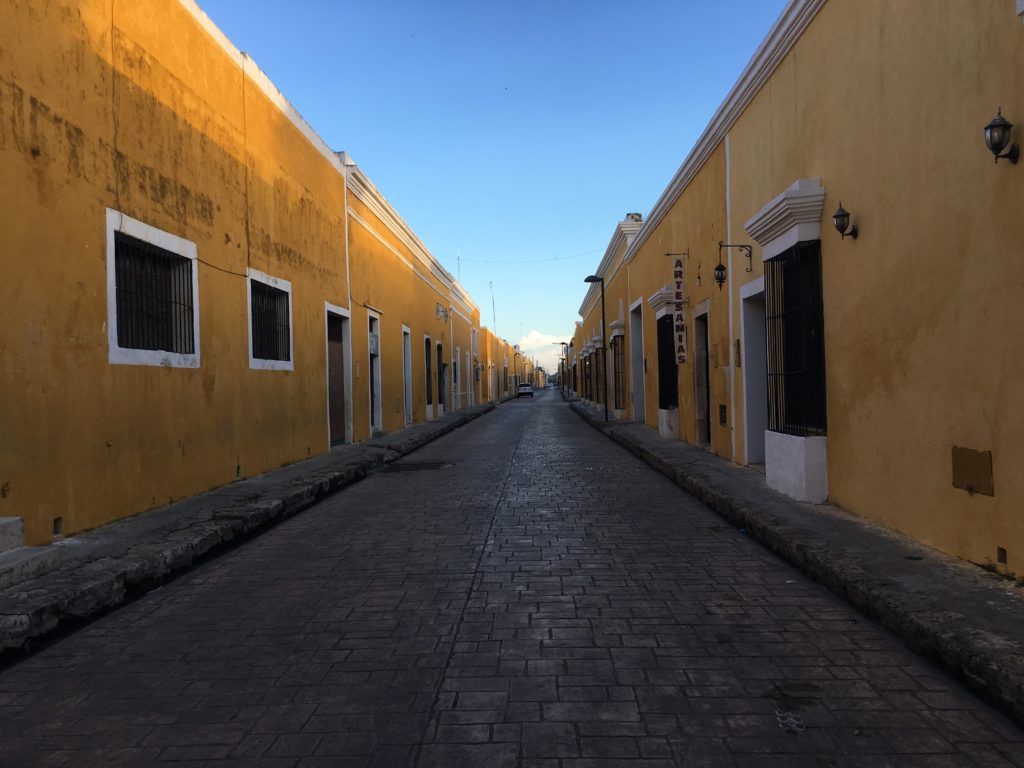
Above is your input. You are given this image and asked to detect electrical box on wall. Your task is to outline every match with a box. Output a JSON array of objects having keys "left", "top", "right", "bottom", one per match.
[{"left": 952, "top": 446, "right": 994, "bottom": 496}]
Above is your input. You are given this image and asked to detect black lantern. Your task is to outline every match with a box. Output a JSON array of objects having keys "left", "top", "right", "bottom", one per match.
[
  {"left": 985, "top": 107, "right": 1019, "bottom": 164},
  {"left": 832, "top": 202, "right": 858, "bottom": 239},
  {"left": 713, "top": 261, "right": 727, "bottom": 290}
]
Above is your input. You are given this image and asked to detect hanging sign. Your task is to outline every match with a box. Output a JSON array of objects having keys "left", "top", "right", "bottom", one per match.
[{"left": 673, "top": 258, "right": 686, "bottom": 364}]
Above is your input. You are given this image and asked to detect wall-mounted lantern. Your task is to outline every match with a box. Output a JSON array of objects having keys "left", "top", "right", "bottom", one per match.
[
  {"left": 832, "top": 203, "right": 858, "bottom": 239},
  {"left": 717, "top": 241, "right": 753, "bottom": 290},
  {"left": 713, "top": 261, "right": 727, "bottom": 290},
  {"left": 985, "top": 107, "right": 1019, "bottom": 164}
]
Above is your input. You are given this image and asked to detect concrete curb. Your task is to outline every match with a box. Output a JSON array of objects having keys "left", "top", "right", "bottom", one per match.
[
  {"left": 0, "top": 404, "right": 496, "bottom": 658},
  {"left": 569, "top": 401, "right": 1024, "bottom": 725}
]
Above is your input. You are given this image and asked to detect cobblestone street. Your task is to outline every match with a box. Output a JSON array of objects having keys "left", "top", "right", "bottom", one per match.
[{"left": 1, "top": 392, "right": 1022, "bottom": 767}]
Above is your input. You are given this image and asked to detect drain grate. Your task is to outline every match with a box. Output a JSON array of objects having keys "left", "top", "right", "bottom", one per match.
[
  {"left": 775, "top": 709, "right": 805, "bottom": 734},
  {"left": 379, "top": 461, "right": 453, "bottom": 473}
]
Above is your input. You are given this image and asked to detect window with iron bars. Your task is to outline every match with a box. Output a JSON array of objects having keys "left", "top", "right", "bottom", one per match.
[
  {"left": 594, "top": 347, "right": 605, "bottom": 404},
  {"left": 250, "top": 279, "right": 290, "bottom": 362},
  {"left": 765, "top": 240, "right": 827, "bottom": 436},
  {"left": 114, "top": 231, "right": 195, "bottom": 355},
  {"left": 611, "top": 336, "right": 625, "bottom": 410}
]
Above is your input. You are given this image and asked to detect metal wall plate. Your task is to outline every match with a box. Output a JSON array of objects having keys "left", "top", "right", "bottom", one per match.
[{"left": 952, "top": 446, "right": 994, "bottom": 496}]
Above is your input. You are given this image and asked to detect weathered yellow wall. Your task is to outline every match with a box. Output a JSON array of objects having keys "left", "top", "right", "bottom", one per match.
[
  {"left": 346, "top": 192, "right": 457, "bottom": 438},
  {"left": 0, "top": 0, "right": 347, "bottom": 544},
  {"left": 624, "top": 145, "right": 731, "bottom": 456},
  {"left": 725, "top": 0, "right": 1024, "bottom": 570}
]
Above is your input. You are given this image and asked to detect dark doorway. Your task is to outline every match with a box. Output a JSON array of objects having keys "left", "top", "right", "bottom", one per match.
[{"left": 327, "top": 314, "right": 347, "bottom": 444}]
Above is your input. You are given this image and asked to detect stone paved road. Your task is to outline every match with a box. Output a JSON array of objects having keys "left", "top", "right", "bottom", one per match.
[{"left": 2, "top": 391, "right": 1023, "bottom": 767}]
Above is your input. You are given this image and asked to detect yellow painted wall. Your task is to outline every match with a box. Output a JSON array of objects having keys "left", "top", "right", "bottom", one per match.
[
  {"left": 599, "top": 147, "right": 731, "bottom": 457},
  {"left": 346, "top": 191, "right": 458, "bottom": 438},
  {"left": 0, "top": 0, "right": 347, "bottom": 544},
  {"left": 724, "top": 0, "right": 1024, "bottom": 571},
  {"left": 1, "top": 0, "right": 488, "bottom": 547}
]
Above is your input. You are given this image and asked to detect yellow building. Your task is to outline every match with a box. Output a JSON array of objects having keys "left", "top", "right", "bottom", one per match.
[
  {"left": 574, "top": 0, "right": 1024, "bottom": 575},
  {"left": 342, "top": 160, "right": 482, "bottom": 441},
  {"left": 1, "top": 0, "right": 492, "bottom": 545}
]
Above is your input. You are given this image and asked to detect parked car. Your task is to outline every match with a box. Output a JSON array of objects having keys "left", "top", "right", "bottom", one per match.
[{"left": 516, "top": 382, "right": 534, "bottom": 398}]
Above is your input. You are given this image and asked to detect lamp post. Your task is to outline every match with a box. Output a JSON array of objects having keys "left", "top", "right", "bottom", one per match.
[
  {"left": 560, "top": 341, "right": 569, "bottom": 398},
  {"left": 584, "top": 275, "right": 608, "bottom": 422},
  {"left": 513, "top": 350, "right": 521, "bottom": 391}
]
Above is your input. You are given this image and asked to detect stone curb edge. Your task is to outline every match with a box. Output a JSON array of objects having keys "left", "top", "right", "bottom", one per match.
[
  {"left": 0, "top": 404, "right": 496, "bottom": 657},
  {"left": 569, "top": 402, "right": 1024, "bottom": 725}
]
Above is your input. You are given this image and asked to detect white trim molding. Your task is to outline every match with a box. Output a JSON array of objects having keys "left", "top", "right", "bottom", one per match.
[
  {"left": 739, "top": 276, "right": 766, "bottom": 300},
  {"left": 324, "top": 302, "right": 353, "bottom": 445},
  {"left": 247, "top": 267, "right": 294, "bottom": 371},
  {"left": 744, "top": 178, "right": 826, "bottom": 260},
  {"left": 106, "top": 208, "right": 200, "bottom": 368},
  {"left": 765, "top": 431, "right": 828, "bottom": 503},
  {"left": 646, "top": 285, "right": 674, "bottom": 319},
  {"left": 579, "top": 214, "right": 644, "bottom": 317},
  {"left": 179, "top": 0, "right": 346, "bottom": 178},
  {"left": 624, "top": 0, "right": 827, "bottom": 265}
]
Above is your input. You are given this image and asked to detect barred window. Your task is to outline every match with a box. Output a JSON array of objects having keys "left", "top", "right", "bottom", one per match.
[
  {"left": 115, "top": 232, "right": 194, "bottom": 354},
  {"left": 248, "top": 269, "right": 293, "bottom": 370},
  {"left": 765, "top": 240, "right": 827, "bottom": 436},
  {"left": 106, "top": 209, "right": 199, "bottom": 368}
]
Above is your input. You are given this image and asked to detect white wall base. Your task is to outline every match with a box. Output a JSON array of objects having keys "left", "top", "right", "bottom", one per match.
[
  {"left": 658, "top": 408, "right": 679, "bottom": 440},
  {"left": 765, "top": 431, "right": 828, "bottom": 503}
]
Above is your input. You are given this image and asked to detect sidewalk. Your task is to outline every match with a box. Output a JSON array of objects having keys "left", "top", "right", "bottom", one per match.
[
  {"left": 0, "top": 403, "right": 495, "bottom": 659},
  {"left": 571, "top": 401, "right": 1024, "bottom": 725}
]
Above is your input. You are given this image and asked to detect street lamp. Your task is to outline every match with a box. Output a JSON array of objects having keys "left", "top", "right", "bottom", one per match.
[
  {"left": 560, "top": 341, "right": 569, "bottom": 398},
  {"left": 584, "top": 275, "right": 608, "bottom": 422},
  {"left": 513, "top": 350, "right": 521, "bottom": 391}
]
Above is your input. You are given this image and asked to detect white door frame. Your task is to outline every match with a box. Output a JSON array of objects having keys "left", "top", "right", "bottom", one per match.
[
  {"left": 740, "top": 278, "right": 767, "bottom": 464},
  {"left": 324, "top": 302, "right": 352, "bottom": 446},
  {"left": 424, "top": 334, "right": 433, "bottom": 420},
  {"left": 629, "top": 298, "right": 645, "bottom": 422},
  {"left": 402, "top": 325, "right": 413, "bottom": 425}
]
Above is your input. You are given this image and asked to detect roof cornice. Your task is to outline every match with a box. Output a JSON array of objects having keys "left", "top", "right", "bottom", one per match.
[
  {"left": 623, "top": 0, "right": 827, "bottom": 265},
  {"left": 344, "top": 163, "right": 456, "bottom": 287},
  {"left": 578, "top": 216, "right": 643, "bottom": 317},
  {"left": 179, "top": 0, "right": 346, "bottom": 178}
]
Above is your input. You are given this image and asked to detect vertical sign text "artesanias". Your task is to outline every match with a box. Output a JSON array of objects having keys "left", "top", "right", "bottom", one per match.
[{"left": 672, "top": 258, "right": 686, "bottom": 364}]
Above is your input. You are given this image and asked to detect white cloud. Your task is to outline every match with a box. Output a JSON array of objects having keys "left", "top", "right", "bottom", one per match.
[{"left": 516, "top": 329, "right": 573, "bottom": 371}]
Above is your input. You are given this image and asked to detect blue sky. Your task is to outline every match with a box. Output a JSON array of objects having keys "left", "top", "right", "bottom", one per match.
[{"left": 197, "top": 0, "right": 789, "bottom": 369}]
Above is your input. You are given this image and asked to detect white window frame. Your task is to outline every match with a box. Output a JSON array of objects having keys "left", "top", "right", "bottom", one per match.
[
  {"left": 106, "top": 208, "right": 200, "bottom": 368},
  {"left": 367, "top": 309, "right": 382, "bottom": 432},
  {"left": 247, "top": 267, "right": 294, "bottom": 371}
]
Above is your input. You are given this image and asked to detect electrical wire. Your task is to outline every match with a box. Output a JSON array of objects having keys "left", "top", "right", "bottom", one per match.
[{"left": 454, "top": 246, "right": 604, "bottom": 265}]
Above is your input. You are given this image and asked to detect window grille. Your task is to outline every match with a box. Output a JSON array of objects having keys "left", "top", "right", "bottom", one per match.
[
  {"left": 765, "top": 240, "right": 827, "bottom": 436},
  {"left": 612, "top": 336, "right": 625, "bottom": 409},
  {"left": 115, "top": 231, "right": 194, "bottom": 354},
  {"left": 656, "top": 315, "right": 678, "bottom": 409},
  {"left": 594, "top": 348, "right": 606, "bottom": 404},
  {"left": 251, "top": 280, "right": 290, "bottom": 361}
]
